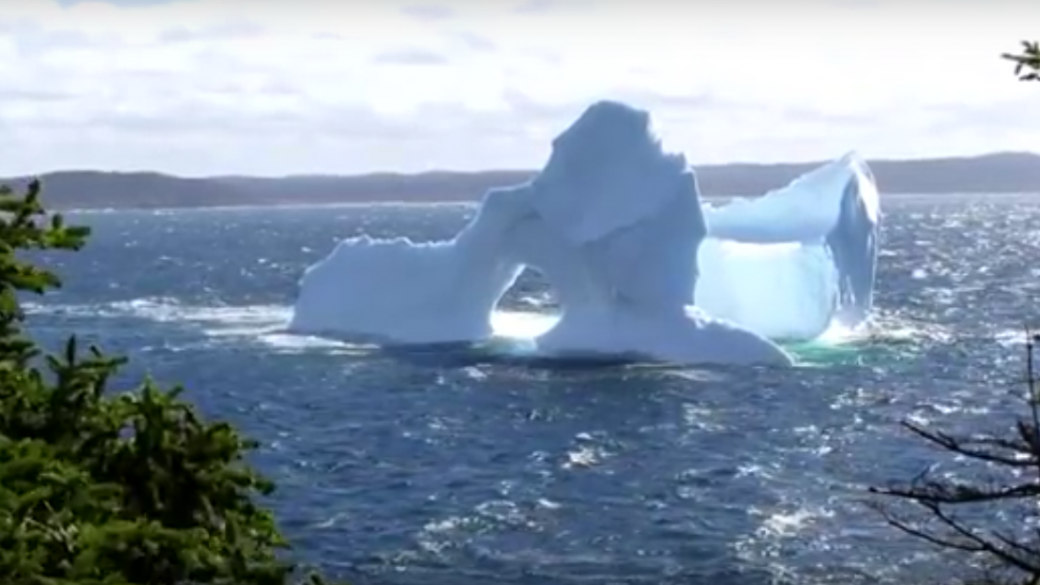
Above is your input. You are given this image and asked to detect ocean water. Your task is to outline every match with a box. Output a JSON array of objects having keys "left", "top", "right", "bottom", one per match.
[{"left": 20, "top": 193, "right": 1040, "bottom": 585}]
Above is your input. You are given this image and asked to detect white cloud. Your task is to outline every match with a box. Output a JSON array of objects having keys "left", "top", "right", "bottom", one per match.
[
  {"left": 0, "top": 0, "right": 1036, "bottom": 176},
  {"left": 400, "top": 4, "right": 458, "bottom": 22}
]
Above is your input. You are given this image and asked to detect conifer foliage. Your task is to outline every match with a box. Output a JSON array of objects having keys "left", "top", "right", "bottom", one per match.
[
  {"left": 0, "top": 181, "right": 336, "bottom": 584},
  {"left": 1004, "top": 40, "right": 1040, "bottom": 81}
]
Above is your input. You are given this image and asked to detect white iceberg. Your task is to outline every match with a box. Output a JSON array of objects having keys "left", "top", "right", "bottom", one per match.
[
  {"left": 288, "top": 100, "right": 880, "bottom": 366},
  {"left": 698, "top": 152, "right": 880, "bottom": 340}
]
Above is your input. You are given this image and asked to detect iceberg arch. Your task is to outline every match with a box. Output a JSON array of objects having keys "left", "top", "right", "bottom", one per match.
[
  {"left": 288, "top": 100, "right": 884, "bottom": 365},
  {"left": 289, "top": 100, "right": 796, "bottom": 366},
  {"left": 696, "top": 153, "right": 880, "bottom": 340}
]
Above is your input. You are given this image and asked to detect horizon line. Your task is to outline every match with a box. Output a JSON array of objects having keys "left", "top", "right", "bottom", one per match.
[{"left": 7, "top": 149, "right": 1039, "bottom": 181}]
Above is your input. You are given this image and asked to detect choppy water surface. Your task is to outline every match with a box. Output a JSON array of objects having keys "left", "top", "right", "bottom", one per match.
[{"left": 23, "top": 194, "right": 1040, "bottom": 584}]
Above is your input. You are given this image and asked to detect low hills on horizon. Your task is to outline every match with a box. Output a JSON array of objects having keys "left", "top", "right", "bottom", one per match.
[{"left": 6, "top": 151, "right": 1040, "bottom": 210}]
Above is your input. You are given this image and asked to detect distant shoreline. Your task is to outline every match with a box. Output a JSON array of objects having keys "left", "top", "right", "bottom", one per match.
[{"left": 7, "top": 151, "right": 1040, "bottom": 210}]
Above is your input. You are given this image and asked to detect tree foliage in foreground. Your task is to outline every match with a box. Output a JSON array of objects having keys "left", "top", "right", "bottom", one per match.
[
  {"left": 0, "top": 181, "right": 338, "bottom": 584},
  {"left": 1004, "top": 40, "right": 1040, "bottom": 81}
]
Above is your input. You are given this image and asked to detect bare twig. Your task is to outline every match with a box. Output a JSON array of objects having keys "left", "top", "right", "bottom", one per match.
[{"left": 870, "top": 328, "right": 1040, "bottom": 583}]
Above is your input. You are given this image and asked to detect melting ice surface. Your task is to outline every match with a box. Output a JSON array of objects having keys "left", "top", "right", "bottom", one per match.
[{"left": 288, "top": 100, "right": 880, "bottom": 366}]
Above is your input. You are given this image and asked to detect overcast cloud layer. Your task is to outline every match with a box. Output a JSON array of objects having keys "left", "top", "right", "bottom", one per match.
[{"left": 0, "top": 0, "right": 1037, "bottom": 176}]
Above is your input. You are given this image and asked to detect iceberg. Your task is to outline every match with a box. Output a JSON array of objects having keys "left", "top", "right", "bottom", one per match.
[
  {"left": 288, "top": 100, "right": 880, "bottom": 366},
  {"left": 697, "top": 152, "right": 880, "bottom": 340}
]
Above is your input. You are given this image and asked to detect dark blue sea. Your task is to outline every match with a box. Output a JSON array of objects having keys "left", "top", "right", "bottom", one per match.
[{"left": 21, "top": 194, "right": 1040, "bottom": 585}]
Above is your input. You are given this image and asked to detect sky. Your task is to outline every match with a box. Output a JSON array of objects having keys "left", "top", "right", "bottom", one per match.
[{"left": 0, "top": 0, "right": 1038, "bottom": 176}]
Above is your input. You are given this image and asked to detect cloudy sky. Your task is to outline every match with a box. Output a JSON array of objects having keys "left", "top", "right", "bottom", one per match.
[{"left": 0, "top": 0, "right": 1037, "bottom": 176}]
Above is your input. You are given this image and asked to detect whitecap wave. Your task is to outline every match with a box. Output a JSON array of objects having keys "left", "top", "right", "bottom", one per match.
[{"left": 23, "top": 297, "right": 932, "bottom": 367}]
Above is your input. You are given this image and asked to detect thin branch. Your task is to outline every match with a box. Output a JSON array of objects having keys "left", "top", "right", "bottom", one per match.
[
  {"left": 993, "top": 530, "right": 1040, "bottom": 561},
  {"left": 869, "top": 326, "right": 1040, "bottom": 582},
  {"left": 871, "top": 481, "right": 1040, "bottom": 505},
  {"left": 900, "top": 422, "right": 1037, "bottom": 468},
  {"left": 930, "top": 502, "right": 1040, "bottom": 574}
]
